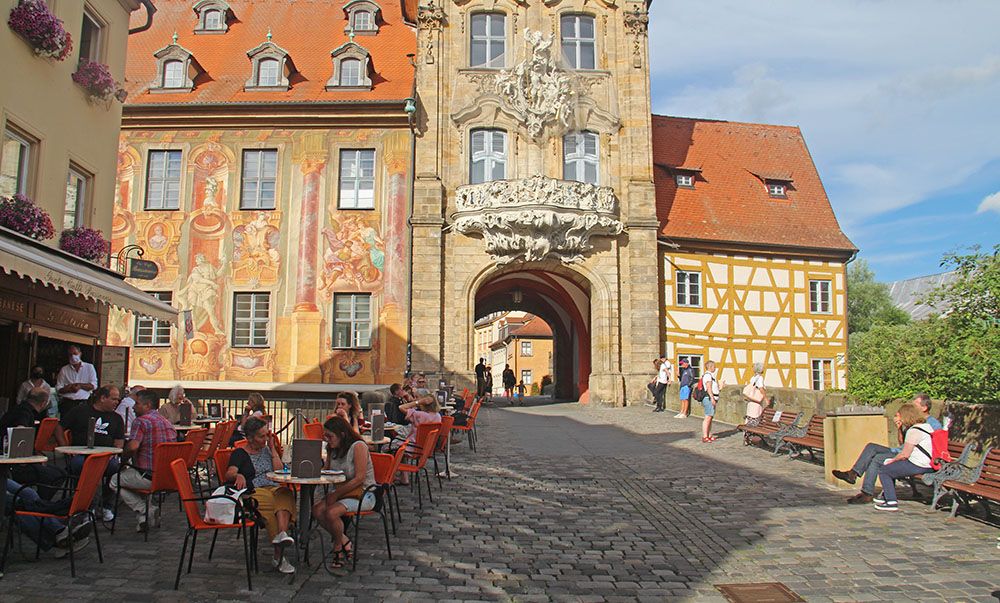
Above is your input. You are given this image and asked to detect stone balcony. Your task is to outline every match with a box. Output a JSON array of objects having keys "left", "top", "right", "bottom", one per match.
[{"left": 450, "top": 175, "right": 624, "bottom": 265}]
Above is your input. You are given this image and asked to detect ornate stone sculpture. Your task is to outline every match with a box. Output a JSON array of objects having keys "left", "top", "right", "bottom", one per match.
[
  {"left": 623, "top": 6, "right": 649, "bottom": 68},
  {"left": 416, "top": 0, "right": 445, "bottom": 64},
  {"left": 471, "top": 29, "right": 577, "bottom": 141},
  {"left": 451, "top": 175, "right": 624, "bottom": 264}
]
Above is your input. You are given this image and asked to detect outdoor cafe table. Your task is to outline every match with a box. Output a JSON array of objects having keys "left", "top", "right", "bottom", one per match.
[
  {"left": 173, "top": 424, "right": 200, "bottom": 432},
  {"left": 193, "top": 418, "right": 222, "bottom": 425},
  {"left": 0, "top": 455, "right": 49, "bottom": 532},
  {"left": 54, "top": 446, "right": 123, "bottom": 456},
  {"left": 362, "top": 435, "right": 391, "bottom": 452},
  {"left": 266, "top": 470, "right": 345, "bottom": 565}
]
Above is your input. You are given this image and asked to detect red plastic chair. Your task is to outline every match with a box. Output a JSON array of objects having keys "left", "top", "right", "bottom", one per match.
[
  {"left": 197, "top": 420, "right": 236, "bottom": 487},
  {"left": 2, "top": 452, "right": 112, "bottom": 577},
  {"left": 213, "top": 448, "right": 234, "bottom": 486},
  {"left": 34, "top": 418, "right": 60, "bottom": 453},
  {"left": 431, "top": 415, "right": 455, "bottom": 483},
  {"left": 345, "top": 451, "right": 395, "bottom": 570},
  {"left": 451, "top": 401, "right": 481, "bottom": 451},
  {"left": 303, "top": 421, "right": 324, "bottom": 440},
  {"left": 124, "top": 441, "right": 194, "bottom": 541},
  {"left": 169, "top": 458, "right": 257, "bottom": 591},
  {"left": 182, "top": 428, "right": 209, "bottom": 493},
  {"left": 396, "top": 427, "right": 439, "bottom": 508}
]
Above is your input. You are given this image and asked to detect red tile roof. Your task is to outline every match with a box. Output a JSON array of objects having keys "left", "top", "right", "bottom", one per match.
[
  {"left": 652, "top": 115, "right": 857, "bottom": 256},
  {"left": 124, "top": 0, "right": 415, "bottom": 105},
  {"left": 510, "top": 317, "right": 553, "bottom": 339}
]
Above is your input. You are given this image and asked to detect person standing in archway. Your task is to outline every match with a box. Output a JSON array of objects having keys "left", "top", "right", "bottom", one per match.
[
  {"left": 475, "top": 357, "right": 487, "bottom": 397},
  {"left": 651, "top": 355, "right": 672, "bottom": 413},
  {"left": 502, "top": 364, "right": 516, "bottom": 402}
]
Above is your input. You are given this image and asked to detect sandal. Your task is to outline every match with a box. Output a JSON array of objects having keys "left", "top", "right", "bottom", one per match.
[
  {"left": 701, "top": 437, "right": 713, "bottom": 443},
  {"left": 327, "top": 547, "right": 347, "bottom": 569},
  {"left": 707, "top": 435, "right": 717, "bottom": 442}
]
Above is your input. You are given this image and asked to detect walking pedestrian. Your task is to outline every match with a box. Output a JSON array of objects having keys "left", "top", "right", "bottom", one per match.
[
  {"left": 700, "top": 360, "right": 723, "bottom": 442},
  {"left": 475, "top": 358, "right": 487, "bottom": 397},
  {"left": 502, "top": 365, "right": 516, "bottom": 401},
  {"left": 743, "top": 363, "right": 768, "bottom": 427},
  {"left": 674, "top": 358, "right": 693, "bottom": 418}
]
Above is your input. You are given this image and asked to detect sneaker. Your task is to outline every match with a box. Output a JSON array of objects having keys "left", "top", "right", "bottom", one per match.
[
  {"left": 52, "top": 536, "right": 90, "bottom": 558},
  {"left": 271, "top": 530, "right": 294, "bottom": 546},
  {"left": 99, "top": 507, "right": 115, "bottom": 522},
  {"left": 674, "top": 413, "right": 686, "bottom": 418},
  {"left": 71, "top": 519, "right": 92, "bottom": 540},
  {"left": 873, "top": 494, "right": 886, "bottom": 504},
  {"left": 846, "top": 493, "right": 873, "bottom": 505},
  {"left": 54, "top": 527, "right": 70, "bottom": 545},
  {"left": 271, "top": 556, "right": 295, "bottom": 574},
  {"left": 873, "top": 500, "right": 898, "bottom": 512},
  {"left": 832, "top": 469, "right": 858, "bottom": 485}
]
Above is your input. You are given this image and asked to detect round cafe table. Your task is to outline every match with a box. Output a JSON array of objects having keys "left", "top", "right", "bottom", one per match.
[
  {"left": 193, "top": 418, "right": 221, "bottom": 425},
  {"left": 173, "top": 424, "right": 200, "bottom": 432},
  {"left": 362, "top": 435, "right": 391, "bottom": 452},
  {"left": 55, "top": 446, "right": 123, "bottom": 456},
  {"left": 266, "top": 470, "right": 345, "bottom": 566},
  {"left": 0, "top": 455, "right": 49, "bottom": 534}
]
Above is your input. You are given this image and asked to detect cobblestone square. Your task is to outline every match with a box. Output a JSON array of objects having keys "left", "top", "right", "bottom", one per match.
[{"left": 2, "top": 403, "right": 998, "bottom": 602}]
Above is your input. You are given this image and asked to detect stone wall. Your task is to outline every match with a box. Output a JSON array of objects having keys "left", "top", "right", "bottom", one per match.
[{"left": 663, "top": 385, "right": 1000, "bottom": 448}]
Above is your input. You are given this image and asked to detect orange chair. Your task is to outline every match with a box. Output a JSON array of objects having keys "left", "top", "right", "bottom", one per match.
[
  {"left": 2, "top": 452, "right": 112, "bottom": 577},
  {"left": 123, "top": 441, "right": 194, "bottom": 541},
  {"left": 432, "top": 415, "right": 456, "bottom": 483},
  {"left": 169, "top": 458, "right": 257, "bottom": 591},
  {"left": 396, "top": 427, "right": 439, "bottom": 508},
  {"left": 196, "top": 420, "right": 236, "bottom": 487},
  {"left": 303, "top": 421, "right": 324, "bottom": 440},
  {"left": 213, "top": 448, "right": 234, "bottom": 485},
  {"left": 451, "top": 401, "right": 481, "bottom": 452},
  {"left": 34, "top": 418, "right": 60, "bottom": 453},
  {"left": 345, "top": 452, "right": 395, "bottom": 570},
  {"left": 182, "top": 428, "right": 209, "bottom": 493}
]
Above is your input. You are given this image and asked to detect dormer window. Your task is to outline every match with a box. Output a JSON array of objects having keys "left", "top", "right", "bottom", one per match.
[
  {"left": 327, "top": 42, "right": 373, "bottom": 90},
  {"left": 193, "top": 0, "right": 231, "bottom": 33},
  {"left": 151, "top": 37, "right": 200, "bottom": 92},
  {"left": 751, "top": 170, "right": 793, "bottom": 199},
  {"left": 343, "top": 0, "right": 381, "bottom": 35},
  {"left": 767, "top": 182, "right": 787, "bottom": 198},
  {"left": 676, "top": 174, "right": 694, "bottom": 188},
  {"left": 245, "top": 36, "right": 294, "bottom": 91}
]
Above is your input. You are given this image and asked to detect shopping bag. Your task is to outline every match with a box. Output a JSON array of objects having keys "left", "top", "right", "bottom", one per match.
[{"left": 204, "top": 485, "right": 246, "bottom": 525}]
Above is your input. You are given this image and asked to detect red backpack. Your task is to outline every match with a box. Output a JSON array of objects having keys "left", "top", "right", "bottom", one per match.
[{"left": 915, "top": 424, "right": 952, "bottom": 470}]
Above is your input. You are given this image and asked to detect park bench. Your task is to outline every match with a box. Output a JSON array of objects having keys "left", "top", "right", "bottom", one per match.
[
  {"left": 902, "top": 440, "right": 974, "bottom": 503},
  {"left": 777, "top": 414, "right": 826, "bottom": 460},
  {"left": 737, "top": 407, "right": 801, "bottom": 452},
  {"left": 936, "top": 446, "right": 999, "bottom": 518}
]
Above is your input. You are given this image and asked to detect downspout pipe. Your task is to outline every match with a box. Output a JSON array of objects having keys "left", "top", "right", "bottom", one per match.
[
  {"left": 128, "top": 0, "right": 157, "bottom": 35},
  {"left": 404, "top": 53, "right": 418, "bottom": 376}
]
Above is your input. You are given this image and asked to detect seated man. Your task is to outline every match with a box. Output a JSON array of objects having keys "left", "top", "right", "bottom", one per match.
[
  {"left": 0, "top": 387, "right": 66, "bottom": 500},
  {"left": 832, "top": 393, "right": 940, "bottom": 504},
  {"left": 56, "top": 385, "right": 125, "bottom": 521},
  {"left": 112, "top": 389, "right": 177, "bottom": 532},
  {"left": 4, "top": 479, "right": 90, "bottom": 559}
]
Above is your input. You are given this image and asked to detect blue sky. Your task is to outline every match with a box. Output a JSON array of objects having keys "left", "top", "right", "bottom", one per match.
[{"left": 647, "top": 0, "right": 1000, "bottom": 282}]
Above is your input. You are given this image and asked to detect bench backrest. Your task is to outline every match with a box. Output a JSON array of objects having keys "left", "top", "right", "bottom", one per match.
[
  {"left": 974, "top": 448, "right": 1000, "bottom": 489},
  {"left": 805, "top": 415, "right": 825, "bottom": 438},
  {"left": 777, "top": 411, "right": 799, "bottom": 427},
  {"left": 759, "top": 408, "right": 798, "bottom": 427}
]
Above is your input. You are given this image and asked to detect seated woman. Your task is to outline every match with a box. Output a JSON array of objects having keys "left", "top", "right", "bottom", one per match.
[
  {"left": 392, "top": 394, "right": 441, "bottom": 450},
  {"left": 231, "top": 392, "right": 266, "bottom": 445},
  {"left": 872, "top": 404, "right": 936, "bottom": 512},
  {"left": 311, "top": 416, "right": 377, "bottom": 569},
  {"left": 331, "top": 393, "right": 362, "bottom": 434},
  {"left": 225, "top": 416, "right": 296, "bottom": 574},
  {"left": 160, "top": 384, "right": 196, "bottom": 425}
]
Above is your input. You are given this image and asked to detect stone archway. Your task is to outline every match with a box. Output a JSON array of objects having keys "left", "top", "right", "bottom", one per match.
[{"left": 473, "top": 265, "right": 592, "bottom": 402}]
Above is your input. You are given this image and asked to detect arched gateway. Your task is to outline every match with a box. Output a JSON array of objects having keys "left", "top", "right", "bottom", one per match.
[{"left": 408, "top": 3, "right": 660, "bottom": 405}]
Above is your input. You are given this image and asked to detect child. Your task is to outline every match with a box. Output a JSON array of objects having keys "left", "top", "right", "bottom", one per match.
[{"left": 516, "top": 380, "right": 526, "bottom": 405}]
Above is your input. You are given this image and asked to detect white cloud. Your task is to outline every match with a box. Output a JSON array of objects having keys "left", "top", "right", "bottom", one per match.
[
  {"left": 978, "top": 191, "right": 1000, "bottom": 214},
  {"left": 648, "top": 0, "right": 1000, "bottom": 227}
]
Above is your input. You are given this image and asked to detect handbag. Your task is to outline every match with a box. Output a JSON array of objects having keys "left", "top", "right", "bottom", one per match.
[
  {"left": 742, "top": 383, "right": 765, "bottom": 403},
  {"left": 205, "top": 485, "right": 246, "bottom": 525}
]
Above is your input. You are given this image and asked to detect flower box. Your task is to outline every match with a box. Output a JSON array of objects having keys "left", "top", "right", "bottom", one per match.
[
  {"left": 60, "top": 226, "right": 110, "bottom": 264},
  {"left": 72, "top": 59, "right": 127, "bottom": 103},
  {"left": 8, "top": 0, "right": 73, "bottom": 61},
  {"left": 0, "top": 194, "right": 55, "bottom": 240}
]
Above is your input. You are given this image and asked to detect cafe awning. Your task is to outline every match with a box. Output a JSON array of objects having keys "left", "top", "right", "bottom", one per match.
[{"left": 0, "top": 227, "right": 178, "bottom": 324}]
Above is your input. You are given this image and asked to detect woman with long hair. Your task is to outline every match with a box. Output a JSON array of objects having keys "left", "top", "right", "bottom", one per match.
[
  {"left": 311, "top": 415, "right": 376, "bottom": 568},
  {"left": 333, "top": 392, "right": 362, "bottom": 433},
  {"left": 872, "top": 404, "right": 936, "bottom": 512}
]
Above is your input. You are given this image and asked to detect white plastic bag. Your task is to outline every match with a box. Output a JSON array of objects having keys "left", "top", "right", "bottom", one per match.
[{"left": 204, "top": 486, "right": 246, "bottom": 525}]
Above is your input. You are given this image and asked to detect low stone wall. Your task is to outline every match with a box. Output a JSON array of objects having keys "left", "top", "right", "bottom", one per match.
[{"left": 662, "top": 385, "right": 1000, "bottom": 448}]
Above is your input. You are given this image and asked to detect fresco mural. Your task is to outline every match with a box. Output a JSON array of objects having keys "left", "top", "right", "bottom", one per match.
[{"left": 110, "top": 128, "right": 410, "bottom": 386}]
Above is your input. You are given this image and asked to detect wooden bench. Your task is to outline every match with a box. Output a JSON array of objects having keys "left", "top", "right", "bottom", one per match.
[
  {"left": 778, "top": 415, "right": 826, "bottom": 460},
  {"left": 938, "top": 446, "right": 999, "bottom": 518},
  {"left": 904, "top": 440, "right": 974, "bottom": 503},
  {"left": 737, "top": 407, "right": 801, "bottom": 452}
]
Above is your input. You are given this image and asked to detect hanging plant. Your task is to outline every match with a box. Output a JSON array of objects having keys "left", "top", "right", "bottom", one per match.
[
  {"left": 72, "top": 59, "right": 126, "bottom": 103},
  {"left": 0, "top": 194, "right": 55, "bottom": 240},
  {"left": 8, "top": 0, "right": 73, "bottom": 61},
  {"left": 60, "top": 226, "right": 110, "bottom": 264}
]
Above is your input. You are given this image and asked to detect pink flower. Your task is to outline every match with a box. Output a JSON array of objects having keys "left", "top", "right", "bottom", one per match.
[
  {"left": 60, "top": 226, "right": 110, "bottom": 264},
  {"left": 8, "top": 0, "right": 73, "bottom": 61},
  {"left": 72, "top": 59, "right": 123, "bottom": 101},
  {"left": 0, "top": 194, "right": 55, "bottom": 240}
]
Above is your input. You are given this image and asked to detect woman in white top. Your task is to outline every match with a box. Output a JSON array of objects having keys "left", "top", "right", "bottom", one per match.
[
  {"left": 700, "top": 360, "right": 723, "bottom": 442},
  {"left": 743, "top": 363, "right": 768, "bottom": 427},
  {"left": 873, "top": 404, "right": 935, "bottom": 511}
]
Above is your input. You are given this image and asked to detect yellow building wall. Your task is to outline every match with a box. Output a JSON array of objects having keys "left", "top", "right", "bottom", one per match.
[
  {"left": 663, "top": 251, "right": 848, "bottom": 391},
  {"left": 109, "top": 127, "right": 410, "bottom": 386},
  {"left": 511, "top": 337, "right": 554, "bottom": 393},
  {"left": 0, "top": 0, "right": 137, "bottom": 245}
]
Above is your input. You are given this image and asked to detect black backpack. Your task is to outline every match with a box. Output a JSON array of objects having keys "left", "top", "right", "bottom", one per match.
[{"left": 691, "top": 375, "right": 707, "bottom": 400}]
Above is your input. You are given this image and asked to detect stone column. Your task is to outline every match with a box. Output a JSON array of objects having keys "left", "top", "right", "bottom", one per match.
[{"left": 294, "top": 157, "right": 325, "bottom": 312}]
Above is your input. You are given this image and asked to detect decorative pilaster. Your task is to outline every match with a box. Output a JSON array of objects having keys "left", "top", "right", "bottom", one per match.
[
  {"left": 416, "top": 0, "right": 445, "bottom": 64},
  {"left": 623, "top": 6, "right": 649, "bottom": 69},
  {"left": 293, "top": 148, "right": 327, "bottom": 312}
]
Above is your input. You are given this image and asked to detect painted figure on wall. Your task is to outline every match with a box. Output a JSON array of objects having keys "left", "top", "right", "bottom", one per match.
[
  {"left": 148, "top": 223, "right": 169, "bottom": 250},
  {"left": 177, "top": 253, "right": 227, "bottom": 333},
  {"left": 319, "top": 214, "right": 385, "bottom": 297},
  {"left": 233, "top": 212, "right": 281, "bottom": 283}
]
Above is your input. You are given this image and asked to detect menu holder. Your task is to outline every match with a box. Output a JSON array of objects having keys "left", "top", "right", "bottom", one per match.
[
  {"left": 5, "top": 427, "right": 35, "bottom": 458},
  {"left": 179, "top": 402, "right": 193, "bottom": 426},
  {"left": 207, "top": 402, "right": 223, "bottom": 418},
  {"left": 291, "top": 439, "right": 323, "bottom": 478},
  {"left": 370, "top": 411, "right": 385, "bottom": 442},
  {"left": 86, "top": 417, "right": 96, "bottom": 448}
]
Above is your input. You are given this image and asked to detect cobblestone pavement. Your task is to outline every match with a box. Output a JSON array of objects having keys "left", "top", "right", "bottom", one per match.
[{"left": 2, "top": 402, "right": 998, "bottom": 602}]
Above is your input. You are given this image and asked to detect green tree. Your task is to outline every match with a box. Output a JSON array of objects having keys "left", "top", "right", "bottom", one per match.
[
  {"left": 847, "top": 258, "right": 909, "bottom": 334},
  {"left": 925, "top": 244, "right": 1000, "bottom": 324}
]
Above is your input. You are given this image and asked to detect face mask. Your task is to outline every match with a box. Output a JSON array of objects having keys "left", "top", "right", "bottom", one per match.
[{"left": 70, "top": 354, "right": 82, "bottom": 363}]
